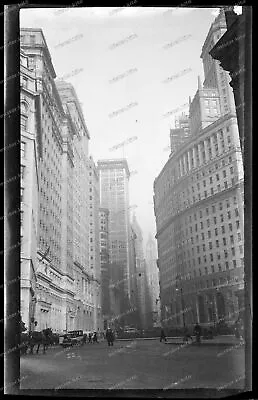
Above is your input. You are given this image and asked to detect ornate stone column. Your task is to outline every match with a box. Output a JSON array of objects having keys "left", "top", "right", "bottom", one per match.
[
  {"left": 204, "top": 139, "right": 209, "bottom": 162},
  {"left": 192, "top": 146, "right": 197, "bottom": 168}
]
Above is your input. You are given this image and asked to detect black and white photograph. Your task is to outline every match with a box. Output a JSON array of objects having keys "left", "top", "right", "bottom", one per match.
[{"left": 3, "top": 3, "right": 252, "bottom": 397}]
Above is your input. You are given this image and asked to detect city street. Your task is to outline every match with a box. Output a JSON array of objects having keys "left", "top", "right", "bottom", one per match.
[
  {"left": 20, "top": 339, "right": 245, "bottom": 390},
  {"left": 7, "top": 5, "right": 250, "bottom": 396}
]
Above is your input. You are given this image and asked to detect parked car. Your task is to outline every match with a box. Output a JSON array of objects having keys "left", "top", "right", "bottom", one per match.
[
  {"left": 124, "top": 327, "right": 138, "bottom": 334},
  {"left": 119, "top": 327, "right": 141, "bottom": 339},
  {"left": 60, "top": 333, "right": 73, "bottom": 347},
  {"left": 60, "top": 330, "right": 84, "bottom": 347}
]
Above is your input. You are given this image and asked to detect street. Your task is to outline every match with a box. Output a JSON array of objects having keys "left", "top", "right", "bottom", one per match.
[{"left": 20, "top": 339, "right": 245, "bottom": 390}]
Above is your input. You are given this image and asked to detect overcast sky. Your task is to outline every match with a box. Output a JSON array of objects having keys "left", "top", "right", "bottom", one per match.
[{"left": 20, "top": 6, "right": 221, "bottom": 251}]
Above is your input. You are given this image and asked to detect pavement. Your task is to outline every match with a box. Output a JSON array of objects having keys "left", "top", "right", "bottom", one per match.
[{"left": 20, "top": 338, "right": 245, "bottom": 391}]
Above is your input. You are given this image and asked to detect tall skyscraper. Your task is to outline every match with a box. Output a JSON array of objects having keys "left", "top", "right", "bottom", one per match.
[
  {"left": 200, "top": 8, "right": 236, "bottom": 116},
  {"left": 88, "top": 156, "right": 102, "bottom": 331},
  {"left": 98, "top": 159, "right": 131, "bottom": 317},
  {"left": 56, "top": 80, "right": 93, "bottom": 332},
  {"left": 131, "top": 214, "right": 152, "bottom": 329},
  {"left": 20, "top": 48, "right": 39, "bottom": 331},
  {"left": 99, "top": 208, "right": 110, "bottom": 329},
  {"left": 20, "top": 28, "right": 99, "bottom": 333},
  {"left": 154, "top": 11, "right": 244, "bottom": 329},
  {"left": 21, "top": 29, "right": 67, "bottom": 332},
  {"left": 128, "top": 225, "right": 140, "bottom": 318}
]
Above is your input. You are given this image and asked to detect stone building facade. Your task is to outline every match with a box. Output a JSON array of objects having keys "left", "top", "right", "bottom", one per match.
[
  {"left": 88, "top": 156, "right": 102, "bottom": 331},
  {"left": 154, "top": 10, "right": 244, "bottom": 329},
  {"left": 20, "top": 28, "right": 100, "bottom": 333},
  {"left": 154, "top": 113, "right": 244, "bottom": 328},
  {"left": 20, "top": 49, "right": 39, "bottom": 331}
]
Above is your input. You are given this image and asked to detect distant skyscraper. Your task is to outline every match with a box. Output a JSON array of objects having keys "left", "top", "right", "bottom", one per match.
[
  {"left": 170, "top": 112, "right": 191, "bottom": 155},
  {"left": 189, "top": 76, "right": 221, "bottom": 136},
  {"left": 128, "top": 224, "right": 141, "bottom": 327},
  {"left": 175, "top": 112, "right": 190, "bottom": 133},
  {"left": 131, "top": 214, "right": 152, "bottom": 329},
  {"left": 98, "top": 159, "right": 131, "bottom": 317},
  {"left": 99, "top": 207, "right": 110, "bottom": 328},
  {"left": 145, "top": 234, "right": 160, "bottom": 326}
]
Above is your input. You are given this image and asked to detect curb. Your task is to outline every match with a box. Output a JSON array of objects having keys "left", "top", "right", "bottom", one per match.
[
  {"left": 116, "top": 336, "right": 243, "bottom": 346},
  {"left": 164, "top": 340, "right": 244, "bottom": 346}
]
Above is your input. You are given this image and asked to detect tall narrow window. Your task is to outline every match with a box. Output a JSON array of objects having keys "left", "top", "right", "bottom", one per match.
[
  {"left": 21, "top": 141, "right": 26, "bottom": 158},
  {"left": 21, "top": 115, "right": 28, "bottom": 131}
]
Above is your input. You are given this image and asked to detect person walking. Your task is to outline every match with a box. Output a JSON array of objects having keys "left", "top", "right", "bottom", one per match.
[
  {"left": 183, "top": 326, "right": 192, "bottom": 343},
  {"left": 83, "top": 333, "right": 88, "bottom": 344},
  {"left": 93, "top": 331, "right": 98, "bottom": 343},
  {"left": 160, "top": 328, "right": 167, "bottom": 343},
  {"left": 106, "top": 328, "right": 114, "bottom": 346},
  {"left": 194, "top": 323, "right": 202, "bottom": 344},
  {"left": 88, "top": 332, "right": 92, "bottom": 344}
]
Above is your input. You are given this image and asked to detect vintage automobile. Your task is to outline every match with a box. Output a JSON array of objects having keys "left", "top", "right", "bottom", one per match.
[{"left": 60, "top": 330, "right": 84, "bottom": 347}]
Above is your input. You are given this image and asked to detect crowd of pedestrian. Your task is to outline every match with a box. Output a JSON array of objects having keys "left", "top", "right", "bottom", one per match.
[
  {"left": 159, "top": 318, "right": 244, "bottom": 345},
  {"left": 159, "top": 323, "right": 202, "bottom": 344},
  {"left": 81, "top": 329, "right": 116, "bottom": 347}
]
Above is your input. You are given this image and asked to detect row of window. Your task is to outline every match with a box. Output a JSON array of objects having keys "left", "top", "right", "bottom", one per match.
[
  {"left": 162, "top": 258, "right": 244, "bottom": 284},
  {"left": 156, "top": 150, "right": 236, "bottom": 206}
]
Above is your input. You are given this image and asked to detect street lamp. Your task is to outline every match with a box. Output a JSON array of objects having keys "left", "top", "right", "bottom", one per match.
[{"left": 175, "top": 275, "right": 186, "bottom": 329}]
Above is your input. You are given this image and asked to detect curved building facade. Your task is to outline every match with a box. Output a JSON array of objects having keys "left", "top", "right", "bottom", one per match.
[{"left": 154, "top": 113, "right": 244, "bottom": 328}]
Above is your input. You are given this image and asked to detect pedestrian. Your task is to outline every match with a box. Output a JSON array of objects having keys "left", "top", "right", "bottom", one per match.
[
  {"left": 106, "top": 328, "right": 114, "bottom": 346},
  {"left": 193, "top": 322, "right": 202, "bottom": 344},
  {"left": 93, "top": 331, "right": 98, "bottom": 343},
  {"left": 160, "top": 328, "right": 167, "bottom": 342},
  {"left": 83, "top": 333, "right": 88, "bottom": 344},
  {"left": 183, "top": 326, "right": 192, "bottom": 343},
  {"left": 88, "top": 332, "right": 92, "bottom": 343}
]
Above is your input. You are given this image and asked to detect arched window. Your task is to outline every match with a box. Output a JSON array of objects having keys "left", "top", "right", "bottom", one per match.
[{"left": 21, "top": 101, "right": 29, "bottom": 115}]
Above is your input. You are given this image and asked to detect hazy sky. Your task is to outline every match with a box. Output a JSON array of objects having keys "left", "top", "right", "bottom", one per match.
[{"left": 20, "top": 6, "right": 221, "bottom": 250}]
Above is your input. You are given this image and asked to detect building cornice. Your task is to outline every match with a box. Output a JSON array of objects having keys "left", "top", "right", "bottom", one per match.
[
  {"left": 97, "top": 158, "right": 130, "bottom": 177},
  {"left": 21, "top": 28, "right": 56, "bottom": 78},
  {"left": 56, "top": 81, "right": 90, "bottom": 140}
]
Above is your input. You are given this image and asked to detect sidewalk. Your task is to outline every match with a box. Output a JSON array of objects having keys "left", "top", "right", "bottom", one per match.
[
  {"left": 164, "top": 335, "right": 245, "bottom": 346},
  {"left": 116, "top": 335, "right": 244, "bottom": 346},
  {"left": 41, "top": 336, "right": 244, "bottom": 348}
]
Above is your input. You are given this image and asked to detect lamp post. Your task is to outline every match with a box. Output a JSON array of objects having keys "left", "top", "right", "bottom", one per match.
[{"left": 175, "top": 275, "right": 185, "bottom": 329}]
